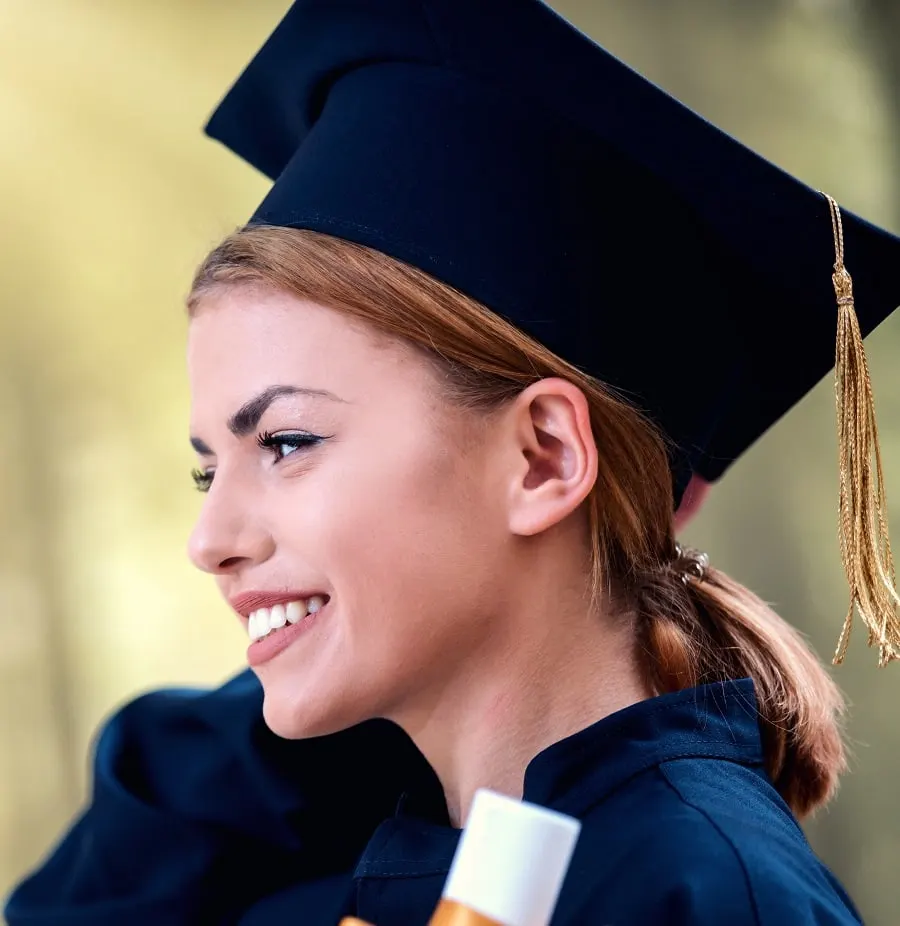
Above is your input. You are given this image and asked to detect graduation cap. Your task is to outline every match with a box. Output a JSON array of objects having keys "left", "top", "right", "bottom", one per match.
[{"left": 203, "top": 0, "right": 900, "bottom": 665}]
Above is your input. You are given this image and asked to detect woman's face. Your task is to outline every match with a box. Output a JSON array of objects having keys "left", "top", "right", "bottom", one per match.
[{"left": 187, "top": 284, "right": 516, "bottom": 738}]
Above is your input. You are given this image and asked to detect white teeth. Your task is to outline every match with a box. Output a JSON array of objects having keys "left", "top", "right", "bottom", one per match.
[
  {"left": 269, "top": 604, "right": 286, "bottom": 630},
  {"left": 250, "top": 610, "right": 267, "bottom": 641},
  {"left": 286, "top": 600, "right": 305, "bottom": 624},
  {"left": 247, "top": 598, "right": 327, "bottom": 641}
]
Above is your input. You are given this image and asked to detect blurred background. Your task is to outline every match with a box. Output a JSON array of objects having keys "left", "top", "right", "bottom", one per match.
[{"left": 1, "top": 0, "right": 899, "bottom": 922}]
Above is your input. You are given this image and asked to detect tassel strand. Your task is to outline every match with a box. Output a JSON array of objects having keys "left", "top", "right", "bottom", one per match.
[{"left": 825, "top": 193, "right": 900, "bottom": 666}]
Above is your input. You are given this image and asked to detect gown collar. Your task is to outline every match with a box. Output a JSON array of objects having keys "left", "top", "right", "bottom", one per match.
[
  {"left": 360, "top": 679, "right": 764, "bottom": 878},
  {"left": 522, "top": 677, "right": 763, "bottom": 816}
]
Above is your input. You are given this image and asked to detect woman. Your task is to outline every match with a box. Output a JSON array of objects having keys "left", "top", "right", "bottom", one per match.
[{"left": 8, "top": 1, "right": 900, "bottom": 923}]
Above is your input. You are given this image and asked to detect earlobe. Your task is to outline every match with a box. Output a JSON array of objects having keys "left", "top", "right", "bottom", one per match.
[{"left": 507, "top": 379, "right": 598, "bottom": 537}]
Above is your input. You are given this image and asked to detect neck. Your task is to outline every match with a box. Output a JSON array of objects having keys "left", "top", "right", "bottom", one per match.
[{"left": 390, "top": 592, "right": 651, "bottom": 827}]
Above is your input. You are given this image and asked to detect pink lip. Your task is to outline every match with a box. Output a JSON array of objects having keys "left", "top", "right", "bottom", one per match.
[
  {"left": 229, "top": 590, "right": 326, "bottom": 619},
  {"left": 245, "top": 598, "right": 329, "bottom": 667}
]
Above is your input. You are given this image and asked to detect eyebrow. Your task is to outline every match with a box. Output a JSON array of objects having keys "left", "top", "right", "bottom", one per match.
[{"left": 190, "top": 385, "right": 344, "bottom": 455}]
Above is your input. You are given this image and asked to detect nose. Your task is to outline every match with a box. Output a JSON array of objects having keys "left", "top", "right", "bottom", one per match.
[{"left": 187, "top": 481, "right": 276, "bottom": 575}]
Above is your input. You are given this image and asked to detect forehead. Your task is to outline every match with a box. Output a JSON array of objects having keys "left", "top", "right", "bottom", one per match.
[
  {"left": 190, "top": 285, "right": 374, "bottom": 367},
  {"left": 187, "top": 285, "right": 419, "bottom": 406}
]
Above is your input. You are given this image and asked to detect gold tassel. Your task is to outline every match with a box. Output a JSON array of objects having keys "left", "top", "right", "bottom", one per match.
[{"left": 824, "top": 193, "right": 900, "bottom": 666}]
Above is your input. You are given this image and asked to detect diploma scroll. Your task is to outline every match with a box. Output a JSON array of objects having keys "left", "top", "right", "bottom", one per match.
[{"left": 340, "top": 788, "right": 581, "bottom": 926}]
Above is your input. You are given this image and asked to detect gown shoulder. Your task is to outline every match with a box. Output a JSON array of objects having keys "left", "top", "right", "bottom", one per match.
[
  {"left": 565, "top": 758, "right": 862, "bottom": 926},
  {"left": 4, "top": 670, "right": 432, "bottom": 926}
]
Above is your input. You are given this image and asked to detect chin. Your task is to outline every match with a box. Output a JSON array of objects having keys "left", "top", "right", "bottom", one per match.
[{"left": 259, "top": 680, "right": 373, "bottom": 740}]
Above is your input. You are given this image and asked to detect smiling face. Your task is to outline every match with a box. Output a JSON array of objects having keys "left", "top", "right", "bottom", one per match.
[{"left": 187, "top": 284, "right": 520, "bottom": 737}]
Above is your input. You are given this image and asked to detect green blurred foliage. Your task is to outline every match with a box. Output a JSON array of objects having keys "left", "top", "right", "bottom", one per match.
[{"left": 1, "top": 1, "right": 898, "bottom": 923}]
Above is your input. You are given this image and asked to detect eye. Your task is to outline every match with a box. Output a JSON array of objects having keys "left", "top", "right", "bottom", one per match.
[
  {"left": 256, "top": 429, "right": 325, "bottom": 462},
  {"left": 191, "top": 468, "right": 214, "bottom": 493}
]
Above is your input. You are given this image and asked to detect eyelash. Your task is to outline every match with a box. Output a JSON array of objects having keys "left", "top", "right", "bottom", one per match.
[
  {"left": 191, "top": 430, "right": 325, "bottom": 493},
  {"left": 256, "top": 429, "right": 324, "bottom": 459},
  {"left": 191, "top": 468, "right": 214, "bottom": 493}
]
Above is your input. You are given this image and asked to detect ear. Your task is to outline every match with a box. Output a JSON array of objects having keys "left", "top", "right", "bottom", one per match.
[
  {"left": 674, "top": 473, "right": 712, "bottom": 532},
  {"left": 504, "top": 378, "right": 598, "bottom": 537}
]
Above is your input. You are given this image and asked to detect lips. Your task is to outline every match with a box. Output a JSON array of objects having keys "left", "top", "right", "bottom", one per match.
[{"left": 243, "top": 595, "right": 330, "bottom": 667}]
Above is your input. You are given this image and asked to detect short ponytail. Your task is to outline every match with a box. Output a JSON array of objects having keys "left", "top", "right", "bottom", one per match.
[{"left": 634, "top": 566, "right": 846, "bottom": 818}]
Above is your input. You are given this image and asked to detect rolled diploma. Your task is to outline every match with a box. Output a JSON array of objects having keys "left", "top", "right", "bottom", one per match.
[
  {"left": 338, "top": 788, "right": 581, "bottom": 926},
  {"left": 434, "top": 788, "right": 581, "bottom": 926}
]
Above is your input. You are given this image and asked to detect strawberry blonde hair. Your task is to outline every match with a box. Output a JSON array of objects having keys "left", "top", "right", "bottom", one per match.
[{"left": 189, "top": 226, "right": 846, "bottom": 818}]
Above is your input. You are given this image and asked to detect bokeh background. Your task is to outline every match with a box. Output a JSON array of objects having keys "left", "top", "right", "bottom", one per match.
[{"left": 2, "top": 0, "right": 899, "bottom": 922}]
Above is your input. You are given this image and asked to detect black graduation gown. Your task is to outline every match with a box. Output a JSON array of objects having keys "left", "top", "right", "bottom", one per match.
[{"left": 6, "top": 675, "right": 861, "bottom": 925}]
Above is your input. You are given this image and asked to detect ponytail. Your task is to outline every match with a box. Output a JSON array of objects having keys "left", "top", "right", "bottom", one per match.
[{"left": 635, "top": 566, "right": 847, "bottom": 818}]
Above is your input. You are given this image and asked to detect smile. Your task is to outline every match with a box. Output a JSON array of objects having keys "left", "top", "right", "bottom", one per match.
[{"left": 247, "top": 595, "right": 328, "bottom": 642}]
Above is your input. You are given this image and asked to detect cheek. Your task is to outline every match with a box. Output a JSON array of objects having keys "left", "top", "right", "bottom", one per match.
[
  {"left": 310, "top": 431, "right": 501, "bottom": 639},
  {"left": 256, "top": 420, "right": 510, "bottom": 736}
]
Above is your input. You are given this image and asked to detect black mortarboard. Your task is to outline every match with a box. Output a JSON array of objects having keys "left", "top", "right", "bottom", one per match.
[{"left": 204, "top": 0, "right": 900, "bottom": 663}]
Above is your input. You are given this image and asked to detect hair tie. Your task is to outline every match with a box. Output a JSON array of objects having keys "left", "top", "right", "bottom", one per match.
[{"left": 673, "top": 542, "right": 710, "bottom": 586}]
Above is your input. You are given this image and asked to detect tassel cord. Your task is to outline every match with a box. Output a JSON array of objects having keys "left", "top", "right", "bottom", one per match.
[{"left": 826, "top": 193, "right": 900, "bottom": 666}]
